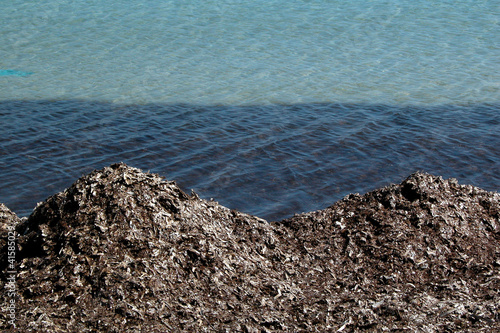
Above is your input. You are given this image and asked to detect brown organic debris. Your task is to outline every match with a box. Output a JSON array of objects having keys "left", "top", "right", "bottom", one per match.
[{"left": 1, "top": 163, "right": 499, "bottom": 332}]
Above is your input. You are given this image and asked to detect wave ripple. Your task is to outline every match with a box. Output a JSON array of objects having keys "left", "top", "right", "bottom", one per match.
[{"left": 0, "top": 100, "right": 499, "bottom": 220}]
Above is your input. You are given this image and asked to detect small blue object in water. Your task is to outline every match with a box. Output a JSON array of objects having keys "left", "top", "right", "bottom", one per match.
[{"left": 0, "top": 69, "right": 33, "bottom": 77}]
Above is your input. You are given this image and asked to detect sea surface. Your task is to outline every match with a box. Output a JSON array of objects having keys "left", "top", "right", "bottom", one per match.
[{"left": 1, "top": 0, "right": 499, "bottom": 220}]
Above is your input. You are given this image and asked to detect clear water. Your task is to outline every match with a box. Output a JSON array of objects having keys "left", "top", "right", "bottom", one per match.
[{"left": 1, "top": 0, "right": 499, "bottom": 220}]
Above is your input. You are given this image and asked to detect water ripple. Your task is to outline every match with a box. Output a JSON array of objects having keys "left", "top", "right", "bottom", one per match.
[{"left": 1, "top": 100, "right": 499, "bottom": 220}]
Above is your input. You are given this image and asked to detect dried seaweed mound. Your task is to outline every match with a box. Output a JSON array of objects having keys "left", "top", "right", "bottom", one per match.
[
  {"left": 274, "top": 172, "right": 500, "bottom": 331},
  {"left": 2, "top": 163, "right": 290, "bottom": 332},
  {"left": 1, "top": 163, "right": 499, "bottom": 332}
]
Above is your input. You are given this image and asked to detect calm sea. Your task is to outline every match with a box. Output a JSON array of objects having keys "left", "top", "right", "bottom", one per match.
[{"left": 1, "top": 0, "right": 499, "bottom": 220}]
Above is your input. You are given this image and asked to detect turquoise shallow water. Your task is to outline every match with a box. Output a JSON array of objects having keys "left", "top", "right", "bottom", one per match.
[
  {"left": 1, "top": 0, "right": 499, "bottom": 105},
  {"left": 0, "top": 0, "right": 499, "bottom": 220}
]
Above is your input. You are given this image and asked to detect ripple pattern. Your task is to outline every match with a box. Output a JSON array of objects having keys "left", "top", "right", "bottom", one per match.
[{"left": 1, "top": 101, "right": 498, "bottom": 220}]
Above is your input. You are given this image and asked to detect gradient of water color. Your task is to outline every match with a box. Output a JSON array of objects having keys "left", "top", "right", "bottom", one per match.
[{"left": 0, "top": 1, "right": 499, "bottom": 220}]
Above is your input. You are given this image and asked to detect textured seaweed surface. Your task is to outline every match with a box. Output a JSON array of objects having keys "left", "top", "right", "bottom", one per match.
[{"left": 1, "top": 163, "right": 499, "bottom": 332}]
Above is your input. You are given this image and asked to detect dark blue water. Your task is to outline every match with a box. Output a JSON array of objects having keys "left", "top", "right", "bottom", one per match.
[{"left": 1, "top": 100, "right": 498, "bottom": 221}]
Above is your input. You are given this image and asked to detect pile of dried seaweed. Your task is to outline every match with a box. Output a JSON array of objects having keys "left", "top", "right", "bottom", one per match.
[
  {"left": 1, "top": 163, "right": 499, "bottom": 332},
  {"left": 273, "top": 172, "right": 500, "bottom": 331}
]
